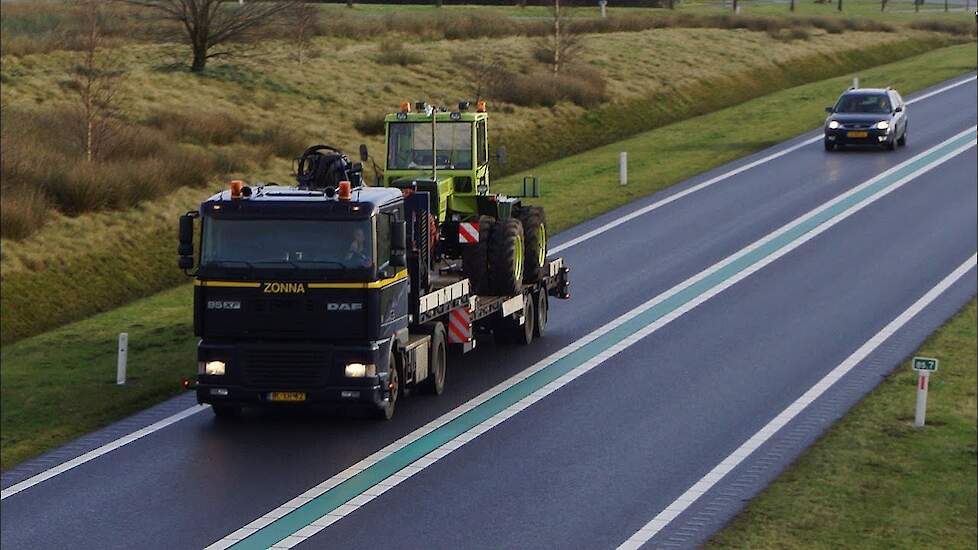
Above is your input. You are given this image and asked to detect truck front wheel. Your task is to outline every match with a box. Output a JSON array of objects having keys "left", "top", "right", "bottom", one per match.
[{"left": 375, "top": 354, "right": 400, "bottom": 420}]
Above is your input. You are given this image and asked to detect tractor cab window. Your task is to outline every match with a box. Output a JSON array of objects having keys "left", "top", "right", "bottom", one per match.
[
  {"left": 387, "top": 122, "right": 473, "bottom": 170},
  {"left": 476, "top": 120, "right": 487, "bottom": 166}
]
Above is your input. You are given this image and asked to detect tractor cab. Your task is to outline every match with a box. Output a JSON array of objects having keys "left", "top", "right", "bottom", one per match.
[{"left": 382, "top": 101, "right": 493, "bottom": 224}]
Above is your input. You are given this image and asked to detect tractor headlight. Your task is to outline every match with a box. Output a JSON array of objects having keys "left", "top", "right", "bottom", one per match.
[
  {"left": 345, "top": 362, "right": 376, "bottom": 378},
  {"left": 200, "top": 360, "right": 226, "bottom": 376},
  {"left": 875, "top": 120, "right": 890, "bottom": 130},
  {"left": 828, "top": 120, "right": 840, "bottom": 129}
]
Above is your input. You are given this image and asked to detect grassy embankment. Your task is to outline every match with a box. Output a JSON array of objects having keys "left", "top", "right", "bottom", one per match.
[
  {"left": 1, "top": 42, "right": 974, "bottom": 470},
  {"left": 706, "top": 299, "right": 977, "bottom": 549},
  {"left": 1, "top": 24, "right": 967, "bottom": 343}
]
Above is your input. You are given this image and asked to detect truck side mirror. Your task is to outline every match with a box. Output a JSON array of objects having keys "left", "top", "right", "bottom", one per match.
[
  {"left": 359, "top": 144, "right": 369, "bottom": 162},
  {"left": 494, "top": 145, "right": 508, "bottom": 165},
  {"left": 178, "top": 213, "right": 195, "bottom": 271},
  {"left": 390, "top": 220, "right": 407, "bottom": 268}
]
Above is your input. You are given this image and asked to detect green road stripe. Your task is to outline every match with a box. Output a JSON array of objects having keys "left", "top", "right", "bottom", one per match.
[{"left": 232, "top": 130, "right": 975, "bottom": 550}]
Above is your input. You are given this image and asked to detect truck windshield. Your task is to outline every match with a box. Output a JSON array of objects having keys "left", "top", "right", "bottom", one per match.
[
  {"left": 387, "top": 122, "right": 472, "bottom": 170},
  {"left": 201, "top": 218, "right": 374, "bottom": 270}
]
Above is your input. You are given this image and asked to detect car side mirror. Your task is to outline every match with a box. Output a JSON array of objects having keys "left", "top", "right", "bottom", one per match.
[
  {"left": 359, "top": 144, "right": 369, "bottom": 162},
  {"left": 824, "top": 106, "right": 834, "bottom": 114},
  {"left": 178, "top": 213, "right": 196, "bottom": 272},
  {"left": 494, "top": 145, "right": 508, "bottom": 165},
  {"left": 894, "top": 106, "right": 903, "bottom": 113}
]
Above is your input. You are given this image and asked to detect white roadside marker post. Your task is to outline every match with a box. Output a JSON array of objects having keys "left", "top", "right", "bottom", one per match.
[
  {"left": 117, "top": 332, "right": 128, "bottom": 385},
  {"left": 853, "top": 76, "right": 859, "bottom": 89},
  {"left": 599, "top": 0, "right": 607, "bottom": 17},
  {"left": 912, "top": 356, "right": 938, "bottom": 427},
  {"left": 619, "top": 152, "right": 628, "bottom": 186}
]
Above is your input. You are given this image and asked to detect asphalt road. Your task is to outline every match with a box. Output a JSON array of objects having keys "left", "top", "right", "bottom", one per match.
[{"left": 2, "top": 75, "right": 975, "bottom": 550}]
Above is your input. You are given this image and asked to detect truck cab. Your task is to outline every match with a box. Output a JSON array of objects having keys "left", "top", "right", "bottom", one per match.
[{"left": 187, "top": 182, "right": 412, "bottom": 419}]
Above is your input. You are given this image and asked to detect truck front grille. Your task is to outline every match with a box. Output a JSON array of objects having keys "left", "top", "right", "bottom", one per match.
[{"left": 243, "top": 348, "right": 328, "bottom": 389}]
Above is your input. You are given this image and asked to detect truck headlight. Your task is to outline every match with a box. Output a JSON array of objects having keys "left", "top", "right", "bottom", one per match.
[
  {"left": 199, "top": 360, "right": 226, "bottom": 376},
  {"left": 345, "top": 362, "right": 376, "bottom": 378},
  {"left": 875, "top": 120, "right": 890, "bottom": 130},
  {"left": 828, "top": 120, "right": 840, "bottom": 129}
]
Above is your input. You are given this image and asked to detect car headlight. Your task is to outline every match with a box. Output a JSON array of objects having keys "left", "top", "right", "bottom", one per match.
[
  {"left": 199, "top": 360, "right": 226, "bottom": 376},
  {"left": 875, "top": 121, "right": 890, "bottom": 130},
  {"left": 344, "top": 362, "right": 376, "bottom": 378},
  {"left": 828, "top": 120, "right": 840, "bottom": 129}
]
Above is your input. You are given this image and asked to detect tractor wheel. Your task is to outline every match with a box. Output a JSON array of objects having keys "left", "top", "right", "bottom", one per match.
[
  {"left": 518, "top": 207, "right": 547, "bottom": 283},
  {"left": 487, "top": 218, "right": 524, "bottom": 296},
  {"left": 462, "top": 216, "right": 494, "bottom": 294}
]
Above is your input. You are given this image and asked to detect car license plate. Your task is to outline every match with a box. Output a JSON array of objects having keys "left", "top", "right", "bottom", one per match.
[
  {"left": 847, "top": 131, "right": 868, "bottom": 138},
  {"left": 269, "top": 391, "right": 306, "bottom": 402}
]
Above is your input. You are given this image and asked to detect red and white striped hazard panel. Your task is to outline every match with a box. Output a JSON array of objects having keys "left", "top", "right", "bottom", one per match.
[
  {"left": 458, "top": 222, "right": 480, "bottom": 244},
  {"left": 447, "top": 307, "right": 473, "bottom": 344}
]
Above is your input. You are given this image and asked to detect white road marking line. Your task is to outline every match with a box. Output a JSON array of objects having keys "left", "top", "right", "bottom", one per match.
[
  {"left": 210, "top": 128, "right": 975, "bottom": 549},
  {"left": 6, "top": 75, "right": 974, "bottom": 502},
  {"left": 0, "top": 405, "right": 207, "bottom": 500},
  {"left": 617, "top": 252, "right": 978, "bottom": 550},
  {"left": 550, "top": 74, "right": 977, "bottom": 256}
]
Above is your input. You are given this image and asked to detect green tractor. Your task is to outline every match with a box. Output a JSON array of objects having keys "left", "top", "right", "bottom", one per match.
[{"left": 373, "top": 100, "right": 547, "bottom": 296}]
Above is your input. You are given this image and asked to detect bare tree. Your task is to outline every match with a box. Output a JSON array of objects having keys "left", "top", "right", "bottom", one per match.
[
  {"left": 452, "top": 51, "right": 504, "bottom": 101},
  {"left": 281, "top": 2, "right": 319, "bottom": 64},
  {"left": 71, "top": 0, "right": 125, "bottom": 162},
  {"left": 125, "top": 0, "right": 299, "bottom": 72},
  {"left": 540, "top": 0, "right": 582, "bottom": 75}
]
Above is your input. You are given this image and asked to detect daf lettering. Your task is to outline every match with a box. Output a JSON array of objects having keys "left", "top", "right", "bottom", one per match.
[{"left": 327, "top": 302, "right": 363, "bottom": 311}]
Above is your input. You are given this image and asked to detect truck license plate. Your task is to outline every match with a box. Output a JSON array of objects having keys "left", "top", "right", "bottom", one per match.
[{"left": 269, "top": 391, "right": 306, "bottom": 402}]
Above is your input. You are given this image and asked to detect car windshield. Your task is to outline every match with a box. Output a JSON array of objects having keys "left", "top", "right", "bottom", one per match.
[
  {"left": 201, "top": 218, "right": 374, "bottom": 270},
  {"left": 834, "top": 94, "right": 892, "bottom": 114},
  {"left": 387, "top": 122, "right": 473, "bottom": 170}
]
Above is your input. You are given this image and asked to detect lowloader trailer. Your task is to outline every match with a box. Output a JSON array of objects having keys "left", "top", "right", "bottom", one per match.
[{"left": 178, "top": 101, "right": 569, "bottom": 420}]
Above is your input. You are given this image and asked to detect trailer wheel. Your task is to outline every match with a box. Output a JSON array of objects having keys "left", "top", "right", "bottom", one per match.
[
  {"left": 518, "top": 207, "right": 547, "bottom": 283},
  {"left": 419, "top": 323, "right": 447, "bottom": 395},
  {"left": 375, "top": 353, "right": 400, "bottom": 420},
  {"left": 487, "top": 218, "right": 524, "bottom": 295},
  {"left": 495, "top": 292, "right": 534, "bottom": 346},
  {"left": 211, "top": 404, "right": 241, "bottom": 420},
  {"left": 533, "top": 290, "right": 548, "bottom": 338}
]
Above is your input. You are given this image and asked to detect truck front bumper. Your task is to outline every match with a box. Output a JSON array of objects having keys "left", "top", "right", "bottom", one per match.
[
  {"left": 195, "top": 339, "right": 392, "bottom": 410},
  {"left": 196, "top": 383, "right": 386, "bottom": 408}
]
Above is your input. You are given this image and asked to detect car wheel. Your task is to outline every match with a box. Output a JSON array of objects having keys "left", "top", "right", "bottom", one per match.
[
  {"left": 885, "top": 139, "right": 896, "bottom": 151},
  {"left": 897, "top": 131, "right": 907, "bottom": 147},
  {"left": 824, "top": 141, "right": 835, "bottom": 152}
]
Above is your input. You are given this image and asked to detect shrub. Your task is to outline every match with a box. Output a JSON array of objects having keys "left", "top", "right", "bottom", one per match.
[
  {"left": 143, "top": 109, "right": 247, "bottom": 146},
  {"left": 353, "top": 113, "right": 387, "bottom": 136},
  {"left": 245, "top": 124, "right": 309, "bottom": 158},
  {"left": 0, "top": 187, "right": 51, "bottom": 240},
  {"left": 375, "top": 39, "right": 424, "bottom": 66},
  {"left": 489, "top": 66, "right": 608, "bottom": 108},
  {"left": 909, "top": 20, "right": 974, "bottom": 36},
  {"left": 768, "top": 27, "right": 813, "bottom": 41}
]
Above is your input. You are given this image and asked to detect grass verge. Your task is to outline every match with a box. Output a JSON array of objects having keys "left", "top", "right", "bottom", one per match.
[
  {"left": 705, "top": 299, "right": 977, "bottom": 549},
  {"left": 1, "top": 42, "right": 975, "bottom": 470}
]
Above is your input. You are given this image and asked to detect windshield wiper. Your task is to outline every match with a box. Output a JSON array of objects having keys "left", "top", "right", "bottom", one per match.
[
  {"left": 292, "top": 260, "right": 348, "bottom": 270},
  {"left": 254, "top": 259, "right": 301, "bottom": 270}
]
